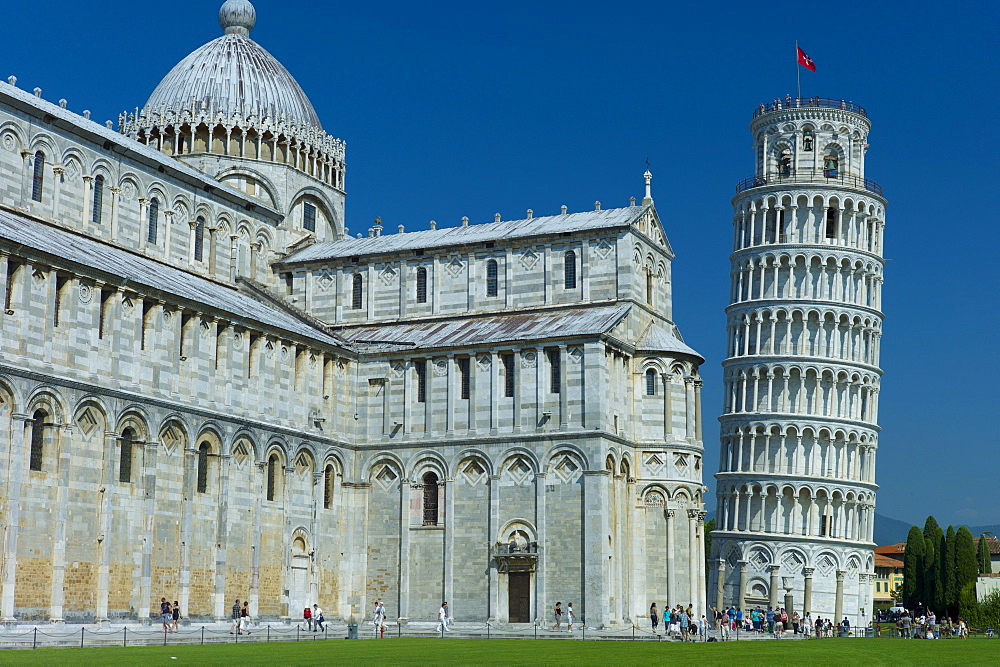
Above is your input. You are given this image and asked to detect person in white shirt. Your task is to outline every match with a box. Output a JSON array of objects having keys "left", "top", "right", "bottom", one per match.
[
  {"left": 566, "top": 603, "right": 575, "bottom": 632},
  {"left": 312, "top": 604, "right": 324, "bottom": 632},
  {"left": 373, "top": 601, "right": 386, "bottom": 637},
  {"left": 437, "top": 601, "right": 450, "bottom": 632}
]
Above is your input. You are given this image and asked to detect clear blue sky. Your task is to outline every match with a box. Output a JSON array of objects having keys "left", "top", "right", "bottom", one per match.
[{"left": 4, "top": 1, "right": 996, "bottom": 528}]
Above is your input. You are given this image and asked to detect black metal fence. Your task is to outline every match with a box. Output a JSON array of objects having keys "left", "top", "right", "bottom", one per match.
[
  {"left": 753, "top": 98, "right": 867, "bottom": 118},
  {"left": 735, "top": 171, "right": 884, "bottom": 197}
]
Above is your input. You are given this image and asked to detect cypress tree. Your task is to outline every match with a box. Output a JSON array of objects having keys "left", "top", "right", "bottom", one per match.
[
  {"left": 978, "top": 536, "right": 993, "bottom": 575},
  {"left": 943, "top": 526, "right": 957, "bottom": 612},
  {"left": 923, "top": 516, "right": 941, "bottom": 611},
  {"left": 956, "top": 527, "right": 979, "bottom": 595},
  {"left": 903, "top": 525, "right": 925, "bottom": 609}
]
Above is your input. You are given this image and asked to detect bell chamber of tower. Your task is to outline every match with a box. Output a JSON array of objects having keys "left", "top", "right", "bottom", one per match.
[{"left": 709, "top": 97, "right": 887, "bottom": 629}]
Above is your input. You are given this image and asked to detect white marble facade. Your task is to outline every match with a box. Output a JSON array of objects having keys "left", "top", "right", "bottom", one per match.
[
  {"left": 710, "top": 98, "right": 886, "bottom": 628},
  {"left": 0, "top": 1, "right": 706, "bottom": 627}
]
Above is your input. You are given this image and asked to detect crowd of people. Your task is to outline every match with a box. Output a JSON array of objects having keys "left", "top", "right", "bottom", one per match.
[
  {"left": 893, "top": 611, "right": 969, "bottom": 639},
  {"left": 648, "top": 603, "right": 708, "bottom": 640},
  {"left": 706, "top": 605, "right": 860, "bottom": 638}
]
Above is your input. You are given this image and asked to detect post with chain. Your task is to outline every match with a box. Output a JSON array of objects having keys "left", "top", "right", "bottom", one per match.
[
  {"left": 81, "top": 627, "right": 85, "bottom": 649},
  {"left": 123, "top": 626, "right": 127, "bottom": 648}
]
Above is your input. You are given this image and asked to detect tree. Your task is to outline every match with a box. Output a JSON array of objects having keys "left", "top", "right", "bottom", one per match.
[
  {"left": 942, "top": 525, "right": 957, "bottom": 612},
  {"left": 704, "top": 517, "right": 716, "bottom": 585},
  {"left": 923, "top": 516, "right": 942, "bottom": 611},
  {"left": 903, "top": 526, "right": 925, "bottom": 609},
  {"left": 956, "top": 527, "right": 979, "bottom": 596},
  {"left": 978, "top": 536, "right": 993, "bottom": 575}
]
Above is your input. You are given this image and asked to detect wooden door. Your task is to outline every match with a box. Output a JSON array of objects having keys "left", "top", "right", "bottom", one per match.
[{"left": 508, "top": 573, "right": 530, "bottom": 623}]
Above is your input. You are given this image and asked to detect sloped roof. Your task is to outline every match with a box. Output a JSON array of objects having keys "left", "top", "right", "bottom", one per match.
[
  {"left": 875, "top": 553, "right": 903, "bottom": 568},
  {"left": 0, "top": 209, "right": 341, "bottom": 347},
  {"left": 281, "top": 206, "right": 647, "bottom": 264},
  {"left": 875, "top": 542, "right": 907, "bottom": 555},
  {"left": 635, "top": 324, "right": 703, "bottom": 360},
  {"left": 340, "top": 303, "right": 631, "bottom": 352}
]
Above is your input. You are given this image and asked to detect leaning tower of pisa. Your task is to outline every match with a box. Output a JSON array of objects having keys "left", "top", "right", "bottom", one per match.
[{"left": 709, "top": 97, "right": 886, "bottom": 629}]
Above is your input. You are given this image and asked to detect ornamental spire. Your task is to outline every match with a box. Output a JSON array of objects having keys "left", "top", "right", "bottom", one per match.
[{"left": 220, "top": 0, "right": 256, "bottom": 37}]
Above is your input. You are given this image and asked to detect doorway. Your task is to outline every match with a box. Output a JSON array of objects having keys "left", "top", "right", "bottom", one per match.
[{"left": 508, "top": 572, "right": 530, "bottom": 623}]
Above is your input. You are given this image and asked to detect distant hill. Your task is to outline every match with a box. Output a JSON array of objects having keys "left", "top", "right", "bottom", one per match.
[{"left": 705, "top": 511, "right": 999, "bottom": 547}]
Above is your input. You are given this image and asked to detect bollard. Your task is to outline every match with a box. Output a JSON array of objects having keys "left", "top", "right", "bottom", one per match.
[
  {"left": 267, "top": 625, "right": 270, "bottom": 642},
  {"left": 124, "top": 626, "right": 127, "bottom": 648},
  {"left": 201, "top": 626, "right": 205, "bottom": 645},
  {"left": 164, "top": 626, "right": 168, "bottom": 646},
  {"left": 33, "top": 627, "right": 37, "bottom": 649},
  {"left": 534, "top": 623, "right": 537, "bottom": 640},
  {"left": 297, "top": 626, "right": 300, "bottom": 642},
  {"left": 632, "top": 624, "right": 635, "bottom": 641},
  {"left": 81, "top": 627, "right": 85, "bottom": 649}
]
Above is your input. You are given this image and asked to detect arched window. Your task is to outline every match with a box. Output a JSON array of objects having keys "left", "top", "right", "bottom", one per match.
[
  {"left": 194, "top": 216, "right": 205, "bottom": 261},
  {"left": 416, "top": 267, "right": 428, "bottom": 304},
  {"left": 119, "top": 427, "right": 135, "bottom": 483},
  {"left": 645, "top": 369, "right": 657, "bottom": 396},
  {"left": 29, "top": 408, "right": 47, "bottom": 471},
  {"left": 147, "top": 198, "right": 159, "bottom": 244},
  {"left": 778, "top": 150, "right": 792, "bottom": 178},
  {"left": 266, "top": 453, "right": 280, "bottom": 501},
  {"left": 352, "top": 273, "right": 363, "bottom": 310},
  {"left": 486, "top": 259, "right": 498, "bottom": 297},
  {"left": 92, "top": 175, "right": 105, "bottom": 225},
  {"left": 802, "top": 129, "right": 814, "bottom": 152},
  {"left": 422, "top": 472, "right": 439, "bottom": 525},
  {"left": 564, "top": 250, "right": 577, "bottom": 289},
  {"left": 31, "top": 151, "right": 44, "bottom": 202},
  {"left": 303, "top": 202, "right": 317, "bottom": 233},
  {"left": 826, "top": 207, "right": 838, "bottom": 239},
  {"left": 323, "top": 464, "right": 335, "bottom": 509},
  {"left": 824, "top": 154, "right": 839, "bottom": 178},
  {"left": 197, "top": 442, "right": 210, "bottom": 493}
]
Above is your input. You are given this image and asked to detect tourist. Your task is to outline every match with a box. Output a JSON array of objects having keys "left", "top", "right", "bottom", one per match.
[
  {"left": 650, "top": 602, "right": 659, "bottom": 633},
  {"left": 373, "top": 601, "right": 384, "bottom": 637},
  {"left": 566, "top": 603, "right": 575, "bottom": 632},
  {"left": 230, "top": 598, "right": 242, "bottom": 634},
  {"left": 304, "top": 605, "right": 313, "bottom": 631},
  {"left": 439, "top": 601, "right": 452, "bottom": 633},
  {"left": 313, "top": 604, "right": 325, "bottom": 632},
  {"left": 171, "top": 600, "right": 180, "bottom": 633},
  {"left": 241, "top": 600, "right": 252, "bottom": 635},
  {"left": 664, "top": 605, "right": 674, "bottom": 637},
  {"left": 160, "top": 598, "right": 172, "bottom": 633},
  {"left": 791, "top": 610, "right": 800, "bottom": 634},
  {"left": 550, "top": 601, "right": 562, "bottom": 632},
  {"left": 678, "top": 606, "right": 690, "bottom": 640},
  {"left": 699, "top": 615, "right": 707, "bottom": 641},
  {"left": 766, "top": 606, "right": 775, "bottom": 634}
]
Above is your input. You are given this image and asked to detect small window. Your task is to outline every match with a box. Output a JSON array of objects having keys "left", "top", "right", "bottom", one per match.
[
  {"left": 502, "top": 353, "right": 515, "bottom": 398},
  {"left": 459, "top": 357, "right": 471, "bottom": 400},
  {"left": 194, "top": 216, "right": 205, "bottom": 261},
  {"left": 197, "top": 442, "right": 210, "bottom": 493},
  {"left": 323, "top": 464, "right": 335, "bottom": 509},
  {"left": 645, "top": 369, "right": 657, "bottom": 396},
  {"left": 547, "top": 348, "right": 561, "bottom": 394},
  {"left": 416, "top": 267, "right": 428, "bottom": 304},
  {"left": 486, "top": 260, "right": 498, "bottom": 297},
  {"left": 147, "top": 198, "right": 159, "bottom": 244},
  {"left": 564, "top": 250, "right": 577, "bottom": 289},
  {"left": 92, "top": 175, "right": 105, "bottom": 225},
  {"left": 119, "top": 428, "right": 135, "bottom": 483},
  {"left": 422, "top": 472, "right": 439, "bottom": 525},
  {"left": 352, "top": 273, "right": 363, "bottom": 310},
  {"left": 266, "top": 454, "right": 279, "bottom": 501},
  {"left": 303, "top": 202, "right": 317, "bottom": 233},
  {"left": 31, "top": 152, "right": 44, "bottom": 202},
  {"left": 29, "top": 409, "right": 47, "bottom": 471},
  {"left": 415, "top": 359, "right": 427, "bottom": 403}
]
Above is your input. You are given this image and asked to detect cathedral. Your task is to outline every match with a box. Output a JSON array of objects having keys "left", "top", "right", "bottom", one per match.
[{"left": 0, "top": 0, "right": 708, "bottom": 626}]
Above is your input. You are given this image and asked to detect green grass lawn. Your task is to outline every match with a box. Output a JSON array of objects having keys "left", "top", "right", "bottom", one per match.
[{"left": 1, "top": 637, "right": 996, "bottom": 665}]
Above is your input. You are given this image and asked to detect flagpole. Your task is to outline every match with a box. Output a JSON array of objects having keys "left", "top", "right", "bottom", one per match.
[{"left": 796, "top": 40, "right": 801, "bottom": 99}]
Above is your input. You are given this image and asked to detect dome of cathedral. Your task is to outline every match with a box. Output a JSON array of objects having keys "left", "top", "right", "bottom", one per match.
[{"left": 141, "top": 0, "right": 322, "bottom": 130}]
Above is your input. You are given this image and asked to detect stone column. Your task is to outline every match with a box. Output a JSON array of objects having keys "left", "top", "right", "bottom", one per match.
[
  {"left": 666, "top": 509, "right": 676, "bottom": 605},
  {"left": 583, "top": 469, "right": 611, "bottom": 627},
  {"left": 138, "top": 439, "right": 159, "bottom": 622},
  {"left": 397, "top": 478, "right": 412, "bottom": 625},
  {"left": 557, "top": 345, "right": 568, "bottom": 429},
  {"left": 214, "top": 454, "right": 232, "bottom": 620},
  {"left": 81, "top": 175, "right": 93, "bottom": 227},
  {"left": 178, "top": 445, "right": 197, "bottom": 620},
  {"left": 834, "top": 570, "right": 845, "bottom": 626},
  {"left": 249, "top": 462, "right": 265, "bottom": 618},
  {"left": 694, "top": 380, "right": 703, "bottom": 441},
  {"left": 688, "top": 510, "right": 701, "bottom": 615},
  {"left": 487, "top": 475, "right": 500, "bottom": 623},
  {"left": 138, "top": 197, "right": 149, "bottom": 251},
  {"left": 684, "top": 377, "right": 695, "bottom": 441},
  {"left": 533, "top": 471, "right": 546, "bottom": 623},
  {"left": 108, "top": 186, "right": 121, "bottom": 241},
  {"left": 51, "top": 166, "right": 64, "bottom": 220},
  {"left": 738, "top": 560, "right": 748, "bottom": 613},
  {"left": 96, "top": 429, "right": 119, "bottom": 624},
  {"left": 661, "top": 374, "right": 672, "bottom": 438},
  {"left": 768, "top": 564, "right": 780, "bottom": 611},
  {"left": 442, "top": 478, "right": 455, "bottom": 616},
  {"left": 45, "top": 422, "right": 68, "bottom": 625},
  {"left": 715, "top": 558, "right": 725, "bottom": 611},
  {"left": 803, "top": 568, "right": 814, "bottom": 616},
  {"left": 0, "top": 414, "right": 29, "bottom": 622}
]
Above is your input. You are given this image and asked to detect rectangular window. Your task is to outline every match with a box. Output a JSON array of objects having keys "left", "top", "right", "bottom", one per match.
[
  {"left": 547, "top": 348, "right": 561, "bottom": 394},
  {"left": 459, "top": 357, "right": 470, "bottom": 400},
  {"left": 303, "top": 202, "right": 316, "bottom": 232},
  {"left": 54, "top": 274, "right": 69, "bottom": 327},
  {"left": 502, "top": 353, "right": 515, "bottom": 398},
  {"left": 415, "top": 359, "right": 427, "bottom": 403},
  {"left": 99, "top": 287, "right": 114, "bottom": 339},
  {"left": 825, "top": 208, "right": 837, "bottom": 239}
]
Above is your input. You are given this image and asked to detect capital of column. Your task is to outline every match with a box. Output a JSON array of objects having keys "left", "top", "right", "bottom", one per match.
[
  {"left": 836, "top": 570, "right": 846, "bottom": 581},
  {"left": 666, "top": 509, "right": 676, "bottom": 518},
  {"left": 803, "top": 568, "right": 815, "bottom": 577},
  {"left": 738, "top": 560, "right": 748, "bottom": 573},
  {"left": 687, "top": 508, "right": 700, "bottom": 520},
  {"left": 767, "top": 564, "right": 781, "bottom": 574}
]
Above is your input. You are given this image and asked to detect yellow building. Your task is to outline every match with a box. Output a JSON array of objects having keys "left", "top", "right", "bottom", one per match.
[{"left": 873, "top": 543, "right": 905, "bottom": 605}]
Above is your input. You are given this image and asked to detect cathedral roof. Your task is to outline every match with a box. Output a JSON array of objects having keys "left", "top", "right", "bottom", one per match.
[
  {"left": 635, "top": 324, "right": 703, "bottom": 360},
  {"left": 0, "top": 208, "right": 341, "bottom": 348},
  {"left": 338, "top": 303, "right": 631, "bottom": 351},
  {"left": 142, "top": 1, "right": 322, "bottom": 131},
  {"left": 280, "top": 206, "right": 649, "bottom": 265}
]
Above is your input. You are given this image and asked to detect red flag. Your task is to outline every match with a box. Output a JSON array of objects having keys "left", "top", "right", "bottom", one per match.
[{"left": 797, "top": 46, "right": 816, "bottom": 71}]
